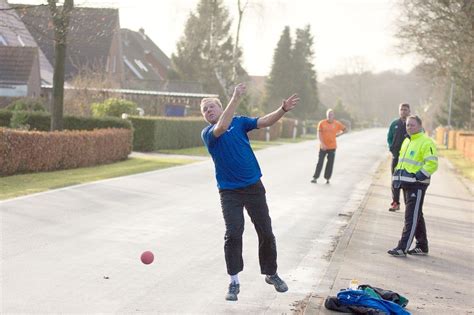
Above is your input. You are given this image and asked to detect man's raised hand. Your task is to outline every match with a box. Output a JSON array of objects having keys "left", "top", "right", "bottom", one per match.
[
  {"left": 282, "top": 94, "right": 300, "bottom": 112},
  {"left": 233, "top": 83, "right": 247, "bottom": 98}
]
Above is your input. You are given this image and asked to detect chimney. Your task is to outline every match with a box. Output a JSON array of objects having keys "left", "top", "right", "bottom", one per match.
[{"left": 139, "top": 27, "right": 146, "bottom": 40}]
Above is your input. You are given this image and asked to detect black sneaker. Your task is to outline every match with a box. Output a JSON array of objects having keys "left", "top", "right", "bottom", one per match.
[
  {"left": 225, "top": 282, "right": 240, "bottom": 301},
  {"left": 387, "top": 248, "right": 406, "bottom": 257},
  {"left": 311, "top": 178, "right": 317, "bottom": 184},
  {"left": 326, "top": 179, "right": 330, "bottom": 184},
  {"left": 265, "top": 274, "right": 288, "bottom": 292},
  {"left": 407, "top": 247, "right": 428, "bottom": 255}
]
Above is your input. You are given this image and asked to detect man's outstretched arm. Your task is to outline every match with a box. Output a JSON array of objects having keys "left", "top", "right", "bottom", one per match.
[
  {"left": 257, "top": 94, "right": 300, "bottom": 128},
  {"left": 213, "top": 83, "right": 246, "bottom": 137}
]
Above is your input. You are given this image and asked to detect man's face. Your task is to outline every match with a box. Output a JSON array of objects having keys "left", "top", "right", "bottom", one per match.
[
  {"left": 406, "top": 117, "right": 421, "bottom": 135},
  {"left": 327, "top": 110, "right": 334, "bottom": 121},
  {"left": 399, "top": 105, "right": 410, "bottom": 120},
  {"left": 201, "top": 100, "right": 223, "bottom": 124}
]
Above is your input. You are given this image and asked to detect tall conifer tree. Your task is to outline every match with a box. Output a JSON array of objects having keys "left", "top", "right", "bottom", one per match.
[
  {"left": 264, "top": 26, "right": 293, "bottom": 112},
  {"left": 265, "top": 25, "right": 319, "bottom": 118},
  {"left": 291, "top": 25, "right": 319, "bottom": 119}
]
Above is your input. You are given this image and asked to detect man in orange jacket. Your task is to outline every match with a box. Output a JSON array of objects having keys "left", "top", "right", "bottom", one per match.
[{"left": 311, "top": 109, "right": 347, "bottom": 184}]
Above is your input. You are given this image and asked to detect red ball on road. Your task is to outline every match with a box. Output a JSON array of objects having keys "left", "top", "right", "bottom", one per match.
[{"left": 141, "top": 251, "right": 154, "bottom": 264}]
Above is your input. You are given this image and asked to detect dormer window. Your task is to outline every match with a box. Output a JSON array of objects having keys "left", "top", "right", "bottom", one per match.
[
  {"left": 17, "top": 35, "right": 25, "bottom": 46},
  {"left": 0, "top": 34, "right": 7, "bottom": 46},
  {"left": 134, "top": 59, "right": 148, "bottom": 72}
]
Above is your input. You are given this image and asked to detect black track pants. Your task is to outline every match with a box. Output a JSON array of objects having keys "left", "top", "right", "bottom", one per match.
[{"left": 397, "top": 187, "right": 428, "bottom": 252}]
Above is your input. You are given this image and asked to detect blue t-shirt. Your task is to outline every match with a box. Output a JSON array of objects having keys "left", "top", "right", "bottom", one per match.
[{"left": 201, "top": 116, "right": 262, "bottom": 189}]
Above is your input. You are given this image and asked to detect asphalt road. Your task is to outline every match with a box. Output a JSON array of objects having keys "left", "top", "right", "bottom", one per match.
[{"left": 1, "top": 128, "right": 387, "bottom": 314}]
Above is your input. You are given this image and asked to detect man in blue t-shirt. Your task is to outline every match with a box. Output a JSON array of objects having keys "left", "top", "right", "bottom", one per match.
[{"left": 201, "top": 83, "right": 299, "bottom": 301}]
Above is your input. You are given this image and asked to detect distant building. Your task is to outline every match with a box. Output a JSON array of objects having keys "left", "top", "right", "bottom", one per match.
[
  {"left": 121, "top": 28, "right": 171, "bottom": 89},
  {"left": 0, "top": 0, "right": 53, "bottom": 85},
  {"left": 6, "top": 1, "right": 216, "bottom": 116},
  {"left": 0, "top": 46, "right": 41, "bottom": 99},
  {"left": 14, "top": 4, "right": 124, "bottom": 87}
]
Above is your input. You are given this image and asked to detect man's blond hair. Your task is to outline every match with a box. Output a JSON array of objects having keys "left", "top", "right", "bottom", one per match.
[
  {"left": 200, "top": 97, "right": 222, "bottom": 108},
  {"left": 407, "top": 115, "right": 422, "bottom": 126}
]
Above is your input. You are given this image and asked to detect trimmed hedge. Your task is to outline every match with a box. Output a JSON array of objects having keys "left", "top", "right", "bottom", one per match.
[
  {"left": 63, "top": 116, "right": 132, "bottom": 130},
  {"left": 0, "top": 128, "right": 132, "bottom": 176},
  {"left": 23, "top": 111, "right": 51, "bottom": 130},
  {"left": 0, "top": 110, "right": 13, "bottom": 127},
  {"left": 0, "top": 110, "right": 132, "bottom": 131},
  {"left": 130, "top": 116, "right": 208, "bottom": 151}
]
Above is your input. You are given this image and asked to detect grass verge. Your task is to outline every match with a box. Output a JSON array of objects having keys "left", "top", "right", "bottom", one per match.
[
  {"left": 0, "top": 157, "right": 193, "bottom": 201},
  {"left": 437, "top": 147, "right": 474, "bottom": 181}
]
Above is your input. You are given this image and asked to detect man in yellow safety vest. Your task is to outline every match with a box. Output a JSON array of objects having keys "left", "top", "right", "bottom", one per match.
[{"left": 388, "top": 115, "right": 438, "bottom": 257}]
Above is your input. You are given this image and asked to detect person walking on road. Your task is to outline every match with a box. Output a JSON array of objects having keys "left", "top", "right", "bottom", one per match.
[
  {"left": 200, "top": 83, "right": 300, "bottom": 301},
  {"left": 387, "top": 103, "right": 411, "bottom": 211},
  {"left": 311, "top": 109, "right": 347, "bottom": 184},
  {"left": 388, "top": 115, "right": 438, "bottom": 257}
]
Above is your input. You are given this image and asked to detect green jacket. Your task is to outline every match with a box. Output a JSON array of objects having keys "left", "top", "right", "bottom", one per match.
[{"left": 387, "top": 118, "right": 407, "bottom": 156}]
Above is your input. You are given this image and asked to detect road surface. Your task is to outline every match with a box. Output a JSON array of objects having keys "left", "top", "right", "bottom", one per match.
[{"left": 1, "top": 128, "right": 388, "bottom": 314}]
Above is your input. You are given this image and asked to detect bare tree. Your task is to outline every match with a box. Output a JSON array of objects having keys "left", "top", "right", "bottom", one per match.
[
  {"left": 65, "top": 67, "right": 115, "bottom": 117},
  {"left": 396, "top": 0, "right": 474, "bottom": 128},
  {"left": 48, "top": 0, "right": 74, "bottom": 131},
  {"left": 232, "top": 0, "right": 248, "bottom": 80}
]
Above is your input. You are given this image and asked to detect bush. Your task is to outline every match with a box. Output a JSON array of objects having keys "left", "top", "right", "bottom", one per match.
[
  {"left": 8, "top": 111, "right": 50, "bottom": 131},
  {"left": 10, "top": 111, "right": 30, "bottom": 130},
  {"left": 91, "top": 98, "right": 138, "bottom": 118},
  {"left": 129, "top": 116, "right": 208, "bottom": 151},
  {"left": 7, "top": 98, "right": 46, "bottom": 112}
]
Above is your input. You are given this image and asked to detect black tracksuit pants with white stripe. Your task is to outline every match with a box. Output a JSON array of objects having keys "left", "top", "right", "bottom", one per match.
[{"left": 397, "top": 186, "right": 429, "bottom": 252}]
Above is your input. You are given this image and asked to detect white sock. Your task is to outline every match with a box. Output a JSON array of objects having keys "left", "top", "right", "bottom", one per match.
[{"left": 230, "top": 274, "right": 239, "bottom": 284}]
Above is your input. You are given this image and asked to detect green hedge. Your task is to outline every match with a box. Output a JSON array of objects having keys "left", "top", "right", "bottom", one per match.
[
  {"left": 63, "top": 116, "right": 132, "bottom": 130},
  {"left": 0, "top": 111, "right": 132, "bottom": 131},
  {"left": 24, "top": 111, "right": 51, "bottom": 130},
  {"left": 0, "top": 110, "right": 13, "bottom": 127},
  {"left": 130, "top": 116, "right": 208, "bottom": 151}
]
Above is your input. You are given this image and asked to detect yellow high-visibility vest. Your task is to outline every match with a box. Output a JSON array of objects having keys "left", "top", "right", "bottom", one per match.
[{"left": 393, "top": 131, "right": 438, "bottom": 185}]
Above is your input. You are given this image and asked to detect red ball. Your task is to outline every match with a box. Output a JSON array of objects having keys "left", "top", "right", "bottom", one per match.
[{"left": 141, "top": 251, "right": 154, "bottom": 264}]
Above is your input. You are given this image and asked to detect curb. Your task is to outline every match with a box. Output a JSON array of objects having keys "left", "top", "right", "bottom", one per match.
[{"left": 302, "top": 158, "right": 387, "bottom": 314}]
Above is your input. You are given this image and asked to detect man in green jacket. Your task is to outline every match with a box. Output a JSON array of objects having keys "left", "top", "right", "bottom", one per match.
[
  {"left": 387, "top": 103, "right": 410, "bottom": 211},
  {"left": 388, "top": 115, "right": 438, "bottom": 257}
]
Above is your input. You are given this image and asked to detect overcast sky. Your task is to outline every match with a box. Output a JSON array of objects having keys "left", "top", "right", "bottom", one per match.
[{"left": 11, "top": 0, "right": 419, "bottom": 79}]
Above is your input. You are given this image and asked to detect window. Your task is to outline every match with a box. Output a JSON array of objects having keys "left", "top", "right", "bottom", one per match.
[
  {"left": 17, "top": 35, "right": 25, "bottom": 46},
  {"left": 134, "top": 59, "right": 148, "bottom": 72},
  {"left": 123, "top": 57, "right": 143, "bottom": 79},
  {"left": 0, "top": 34, "right": 8, "bottom": 46}
]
